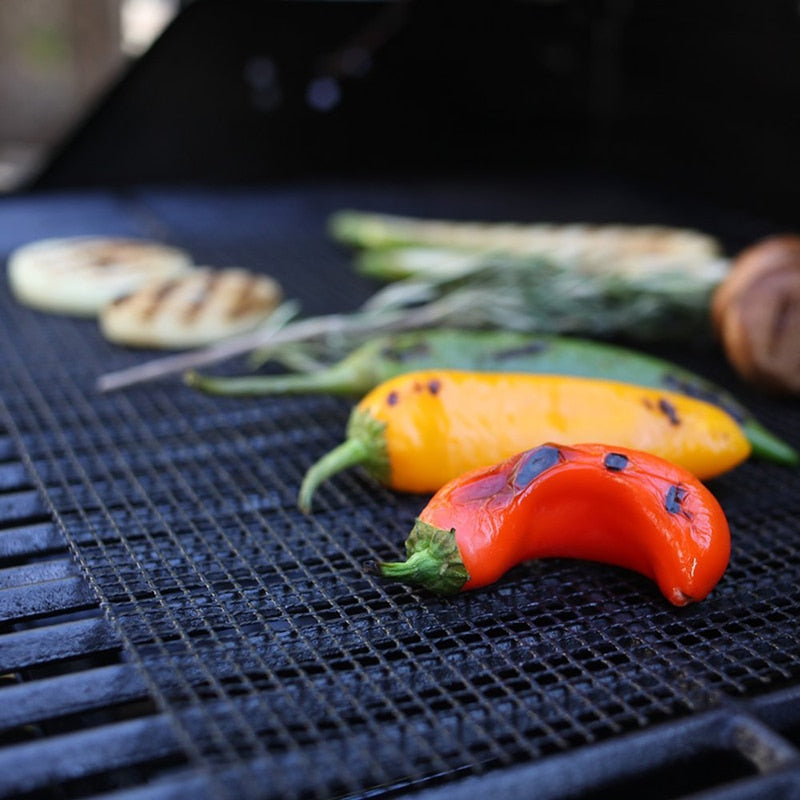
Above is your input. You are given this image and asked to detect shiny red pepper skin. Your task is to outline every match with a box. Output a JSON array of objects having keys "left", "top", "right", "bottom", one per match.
[{"left": 380, "top": 443, "right": 731, "bottom": 605}]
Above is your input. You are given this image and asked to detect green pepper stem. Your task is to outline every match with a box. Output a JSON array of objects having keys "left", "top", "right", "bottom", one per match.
[
  {"left": 741, "top": 420, "right": 799, "bottom": 466},
  {"left": 379, "top": 520, "right": 469, "bottom": 595},
  {"left": 298, "top": 438, "right": 369, "bottom": 513},
  {"left": 183, "top": 365, "right": 364, "bottom": 398},
  {"left": 298, "top": 408, "right": 390, "bottom": 513}
]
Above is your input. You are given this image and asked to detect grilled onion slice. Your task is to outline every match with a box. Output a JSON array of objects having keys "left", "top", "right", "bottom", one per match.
[
  {"left": 7, "top": 236, "right": 194, "bottom": 316},
  {"left": 99, "top": 267, "right": 283, "bottom": 349}
]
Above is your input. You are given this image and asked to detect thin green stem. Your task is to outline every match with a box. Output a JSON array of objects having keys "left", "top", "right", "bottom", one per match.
[
  {"left": 379, "top": 520, "right": 469, "bottom": 595},
  {"left": 298, "top": 438, "right": 369, "bottom": 513}
]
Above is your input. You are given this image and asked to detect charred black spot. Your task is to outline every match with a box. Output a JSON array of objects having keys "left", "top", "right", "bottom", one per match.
[
  {"left": 428, "top": 379, "right": 441, "bottom": 395},
  {"left": 661, "top": 374, "right": 744, "bottom": 423},
  {"left": 665, "top": 484, "right": 688, "bottom": 514},
  {"left": 658, "top": 398, "right": 681, "bottom": 426},
  {"left": 387, "top": 391, "right": 399, "bottom": 406},
  {"left": 380, "top": 342, "right": 432, "bottom": 363},
  {"left": 494, "top": 341, "right": 549, "bottom": 360},
  {"left": 604, "top": 452, "right": 629, "bottom": 471},
  {"left": 514, "top": 445, "right": 562, "bottom": 488}
]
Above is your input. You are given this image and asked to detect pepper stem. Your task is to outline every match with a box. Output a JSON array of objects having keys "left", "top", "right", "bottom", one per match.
[
  {"left": 298, "top": 408, "right": 390, "bottom": 513},
  {"left": 298, "top": 438, "right": 368, "bottom": 513},
  {"left": 379, "top": 519, "right": 469, "bottom": 595},
  {"left": 183, "top": 362, "right": 364, "bottom": 398}
]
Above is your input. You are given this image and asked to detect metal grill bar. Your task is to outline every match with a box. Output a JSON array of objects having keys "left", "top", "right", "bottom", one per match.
[
  {"left": 1, "top": 616, "right": 119, "bottom": 671},
  {"left": 0, "top": 489, "right": 45, "bottom": 526},
  {"left": 1, "top": 666, "right": 150, "bottom": 737},
  {"left": 0, "top": 521, "right": 66, "bottom": 560},
  {"left": 0, "top": 463, "right": 30, "bottom": 492},
  {"left": 0, "top": 717, "right": 183, "bottom": 797},
  {"left": 0, "top": 558, "right": 76, "bottom": 588},
  {"left": 406, "top": 706, "right": 800, "bottom": 800},
  {"left": 0, "top": 576, "right": 97, "bottom": 623}
]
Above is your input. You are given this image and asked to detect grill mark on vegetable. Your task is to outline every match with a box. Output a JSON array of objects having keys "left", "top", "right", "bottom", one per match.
[
  {"left": 91, "top": 247, "right": 128, "bottom": 268},
  {"left": 109, "top": 292, "right": 133, "bottom": 307},
  {"left": 184, "top": 272, "right": 221, "bottom": 322},
  {"left": 661, "top": 374, "right": 744, "bottom": 423},
  {"left": 228, "top": 273, "right": 265, "bottom": 319},
  {"left": 90, "top": 244, "right": 141, "bottom": 269},
  {"left": 665, "top": 484, "right": 690, "bottom": 517},
  {"left": 604, "top": 452, "right": 629, "bottom": 471},
  {"left": 514, "top": 445, "right": 562, "bottom": 488},
  {"left": 658, "top": 398, "right": 681, "bottom": 426},
  {"left": 143, "top": 279, "right": 181, "bottom": 321}
]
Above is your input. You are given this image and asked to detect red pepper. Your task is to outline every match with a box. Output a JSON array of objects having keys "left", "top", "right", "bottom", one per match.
[{"left": 379, "top": 443, "right": 731, "bottom": 605}]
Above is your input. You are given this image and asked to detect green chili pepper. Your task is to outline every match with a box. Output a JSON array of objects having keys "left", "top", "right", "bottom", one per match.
[{"left": 184, "top": 328, "right": 798, "bottom": 466}]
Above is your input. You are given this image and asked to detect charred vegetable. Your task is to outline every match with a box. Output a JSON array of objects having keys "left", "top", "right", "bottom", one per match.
[
  {"left": 185, "top": 328, "right": 797, "bottom": 466},
  {"left": 328, "top": 211, "right": 722, "bottom": 271},
  {"left": 95, "top": 210, "right": 732, "bottom": 390},
  {"left": 327, "top": 211, "right": 729, "bottom": 342},
  {"left": 298, "top": 369, "right": 751, "bottom": 512},
  {"left": 380, "top": 442, "right": 731, "bottom": 606}
]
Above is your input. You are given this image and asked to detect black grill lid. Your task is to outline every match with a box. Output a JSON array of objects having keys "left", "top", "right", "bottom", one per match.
[{"left": 2, "top": 181, "right": 800, "bottom": 800}]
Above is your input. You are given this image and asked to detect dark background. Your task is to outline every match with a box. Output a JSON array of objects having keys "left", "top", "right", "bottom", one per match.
[{"left": 27, "top": 0, "right": 800, "bottom": 227}]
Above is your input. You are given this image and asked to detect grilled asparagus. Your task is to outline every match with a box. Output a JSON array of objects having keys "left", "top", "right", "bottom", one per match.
[{"left": 329, "top": 210, "right": 725, "bottom": 280}]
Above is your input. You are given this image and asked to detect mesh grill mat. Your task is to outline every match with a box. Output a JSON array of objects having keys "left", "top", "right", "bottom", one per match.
[{"left": 2, "top": 181, "right": 800, "bottom": 800}]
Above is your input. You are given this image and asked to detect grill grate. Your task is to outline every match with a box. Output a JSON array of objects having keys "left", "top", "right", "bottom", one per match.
[{"left": 2, "top": 182, "right": 800, "bottom": 799}]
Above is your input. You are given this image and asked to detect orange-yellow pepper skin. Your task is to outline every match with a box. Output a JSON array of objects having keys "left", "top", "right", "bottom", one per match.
[
  {"left": 298, "top": 369, "right": 751, "bottom": 511},
  {"left": 382, "top": 443, "right": 731, "bottom": 605},
  {"left": 358, "top": 370, "right": 750, "bottom": 487}
]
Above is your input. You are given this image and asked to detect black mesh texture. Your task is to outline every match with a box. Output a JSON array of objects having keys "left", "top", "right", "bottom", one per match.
[{"left": 2, "top": 183, "right": 800, "bottom": 799}]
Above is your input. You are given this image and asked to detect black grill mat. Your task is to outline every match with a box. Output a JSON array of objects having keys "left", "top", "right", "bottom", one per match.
[{"left": 2, "top": 181, "right": 800, "bottom": 799}]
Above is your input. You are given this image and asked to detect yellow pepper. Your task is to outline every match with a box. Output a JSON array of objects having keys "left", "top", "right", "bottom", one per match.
[{"left": 298, "top": 369, "right": 751, "bottom": 511}]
